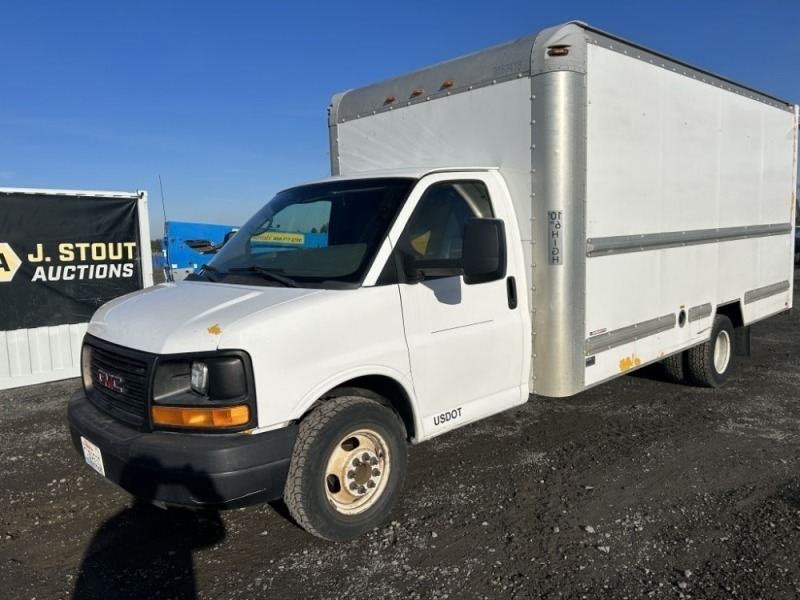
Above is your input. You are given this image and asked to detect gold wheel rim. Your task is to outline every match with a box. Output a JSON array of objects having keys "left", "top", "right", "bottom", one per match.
[{"left": 324, "top": 429, "right": 391, "bottom": 515}]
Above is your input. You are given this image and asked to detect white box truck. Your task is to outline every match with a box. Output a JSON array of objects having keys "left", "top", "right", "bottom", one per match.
[{"left": 68, "top": 22, "right": 798, "bottom": 541}]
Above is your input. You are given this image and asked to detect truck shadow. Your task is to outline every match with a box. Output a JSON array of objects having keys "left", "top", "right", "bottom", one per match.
[
  {"left": 627, "top": 363, "right": 677, "bottom": 384},
  {"left": 267, "top": 498, "right": 302, "bottom": 530},
  {"left": 72, "top": 460, "right": 226, "bottom": 600}
]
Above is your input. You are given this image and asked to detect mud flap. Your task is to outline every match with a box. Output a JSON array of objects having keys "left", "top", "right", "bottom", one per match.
[{"left": 734, "top": 325, "right": 751, "bottom": 358}]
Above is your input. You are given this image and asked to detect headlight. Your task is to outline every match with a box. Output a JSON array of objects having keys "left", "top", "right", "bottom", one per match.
[
  {"left": 190, "top": 361, "right": 209, "bottom": 395},
  {"left": 151, "top": 352, "right": 255, "bottom": 432}
]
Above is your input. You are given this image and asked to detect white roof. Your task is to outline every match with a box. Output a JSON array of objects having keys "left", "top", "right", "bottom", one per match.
[{"left": 293, "top": 166, "right": 498, "bottom": 190}]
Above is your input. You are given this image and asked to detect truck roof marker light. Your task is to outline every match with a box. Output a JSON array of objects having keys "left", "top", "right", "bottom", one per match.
[
  {"left": 411, "top": 88, "right": 424, "bottom": 98},
  {"left": 384, "top": 95, "right": 396, "bottom": 105},
  {"left": 440, "top": 80, "right": 455, "bottom": 90},
  {"left": 547, "top": 45, "right": 570, "bottom": 57},
  {"left": 152, "top": 405, "right": 250, "bottom": 428}
]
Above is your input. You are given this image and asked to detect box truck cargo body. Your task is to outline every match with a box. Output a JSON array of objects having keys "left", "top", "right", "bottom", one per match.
[
  {"left": 330, "top": 23, "right": 797, "bottom": 396},
  {"left": 68, "top": 22, "right": 798, "bottom": 541}
]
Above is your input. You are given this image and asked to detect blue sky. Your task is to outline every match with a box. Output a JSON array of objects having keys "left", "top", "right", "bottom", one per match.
[{"left": 1, "top": 1, "right": 798, "bottom": 237}]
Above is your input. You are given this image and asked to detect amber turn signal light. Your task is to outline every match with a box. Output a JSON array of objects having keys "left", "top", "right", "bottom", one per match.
[{"left": 152, "top": 405, "right": 250, "bottom": 428}]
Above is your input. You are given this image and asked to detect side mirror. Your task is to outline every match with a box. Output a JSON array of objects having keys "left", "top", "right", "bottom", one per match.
[
  {"left": 462, "top": 218, "right": 506, "bottom": 285},
  {"left": 399, "top": 252, "right": 425, "bottom": 284}
]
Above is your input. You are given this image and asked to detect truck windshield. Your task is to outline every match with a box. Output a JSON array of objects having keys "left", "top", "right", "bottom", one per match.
[{"left": 200, "top": 178, "right": 414, "bottom": 288}]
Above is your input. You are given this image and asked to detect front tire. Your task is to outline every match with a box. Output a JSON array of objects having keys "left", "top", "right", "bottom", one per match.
[
  {"left": 687, "top": 314, "right": 735, "bottom": 388},
  {"left": 284, "top": 396, "right": 408, "bottom": 541}
]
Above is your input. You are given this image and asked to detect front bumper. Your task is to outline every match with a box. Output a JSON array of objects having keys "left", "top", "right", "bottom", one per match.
[{"left": 67, "top": 391, "right": 298, "bottom": 509}]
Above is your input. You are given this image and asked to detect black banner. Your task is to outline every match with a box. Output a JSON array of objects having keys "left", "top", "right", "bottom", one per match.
[{"left": 0, "top": 192, "right": 143, "bottom": 331}]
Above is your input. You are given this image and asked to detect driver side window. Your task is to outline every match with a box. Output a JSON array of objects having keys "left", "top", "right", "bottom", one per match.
[{"left": 400, "top": 181, "right": 494, "bottom": 266}]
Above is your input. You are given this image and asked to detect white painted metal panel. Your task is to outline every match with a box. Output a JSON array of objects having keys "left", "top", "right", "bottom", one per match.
[
  {"left": 336, "top": 78, "right": 534, "bottom": 242},
  {"left": 585, "top": 45, "right": 796, "bottom": 238},
  {"left": 0, "top": 323, "right": 86, "bottom": 389},
  {"left": 583, "top": 44, "right": 796, "bottom": 389},
  {"left": 585, "top": 331, "right": 681, "bottom": 388}
]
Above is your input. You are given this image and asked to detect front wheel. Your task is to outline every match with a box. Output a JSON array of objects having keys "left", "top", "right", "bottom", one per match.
[
  {"left": 284, "top": 396, "right": 408, "bottom": 541},
  {"left": 687, "top": 314, "right": 735, "bottom": 388}
]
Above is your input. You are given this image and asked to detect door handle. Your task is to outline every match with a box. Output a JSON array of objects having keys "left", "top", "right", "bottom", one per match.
[{"left": 506, "top": 276, "right": 517, "bottom": 309}]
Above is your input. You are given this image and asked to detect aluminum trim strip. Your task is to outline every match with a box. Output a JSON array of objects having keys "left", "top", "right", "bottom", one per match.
[
  {"left": 331, "top": 33, "right": 540, "bottom": 123},
  {"left": 529, "top": 68, "right": 588, "bottom": 397},
  {"left": 586, "top": 223, "right": 792, "bottom": 257},
  {"left": 688, "top": 303, "right": 713, "bottom": 323},
  {"left": 585, "top": 314, "right": 675, "bottom": 355},
  {"left": 744, "top": 281, "right": 791, "bottom": 305}
]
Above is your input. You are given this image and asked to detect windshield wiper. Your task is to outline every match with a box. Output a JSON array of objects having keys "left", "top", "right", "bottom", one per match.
[
  {"left": 190, "top": 264, "right": 220, "bottom": 282},
  {"left": 229, "top": 266, "right": 298, "bottom": 287}
]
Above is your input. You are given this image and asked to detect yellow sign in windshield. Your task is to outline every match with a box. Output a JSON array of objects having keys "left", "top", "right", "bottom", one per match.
[{"left": 252, "top": 232, "right": 305, "bottom": 245}]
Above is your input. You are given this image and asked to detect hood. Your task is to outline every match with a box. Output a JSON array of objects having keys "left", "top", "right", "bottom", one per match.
[{"left": 88, "top": 281, "right": 322, "bottom": 354}]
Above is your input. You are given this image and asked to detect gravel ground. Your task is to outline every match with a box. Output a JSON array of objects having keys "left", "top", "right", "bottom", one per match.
[{"left": 1, "top": 275, "right": 799, "bottom": 600}]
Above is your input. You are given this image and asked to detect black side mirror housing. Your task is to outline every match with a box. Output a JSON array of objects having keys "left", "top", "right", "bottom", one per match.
[
  {"left": 400, "top": 252, "right": 425, "bottom": 284},
  {"left": 462, "top": 218, "right": 507, "bottom": 285}
]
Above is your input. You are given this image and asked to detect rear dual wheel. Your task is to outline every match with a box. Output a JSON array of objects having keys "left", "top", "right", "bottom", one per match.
[
  {"left": 284, "top": 396, "right": 407, "bottom": 542},
  {"left": 660, "top": 315, "right": 735, "bottom": 388},
  {"left": 661, "top": 351, "right": 687, "bottom": 384},
  {"left": 686, "top": 314, "right": 734, "bottom": 388}
]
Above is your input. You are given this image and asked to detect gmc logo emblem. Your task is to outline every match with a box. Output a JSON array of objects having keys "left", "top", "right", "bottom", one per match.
[{"left": 97, "top": 369, "right": 125, "bottom": 393}]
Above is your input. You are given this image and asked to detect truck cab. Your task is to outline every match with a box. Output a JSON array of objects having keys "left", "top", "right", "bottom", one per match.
[{"left": 69, "top": 168, "right": 530, "bottom": 541}]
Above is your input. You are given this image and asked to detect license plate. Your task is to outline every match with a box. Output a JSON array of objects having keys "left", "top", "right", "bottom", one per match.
[{"left": 81, "top": 436, "right": 106, "bottom": 477}]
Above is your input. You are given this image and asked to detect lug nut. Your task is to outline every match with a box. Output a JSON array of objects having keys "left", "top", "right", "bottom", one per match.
[
  {"left": 347, "top": 470, "right": 356, "bottom": 479},
  {"left": 352, "top": 458, "right": 361, "bottom": 467},
  {"left": 349, "top": 482, "right": 358, "bottom": 490},
  {"left": 358, "top": 486, "right": 366, "bottom": 494},
  {"left": 362, "top": 452, "right": 370, "bottom": 462},
  {"left": 370, "top": 457, "right": 379, "bottom": 465},
  {"left": 367, "top": 481, "right": 376, "bottom": 489},
  {"left": 372, "top": 468, "right": 381, "bottom": 477}
]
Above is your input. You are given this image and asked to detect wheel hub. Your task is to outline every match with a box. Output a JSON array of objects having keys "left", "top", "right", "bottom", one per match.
[
  {"left": 325, "top": 431, "right": 390, "bottom": 515},
  {"left": 714, "top": 330, "right": 731, "bottom": 374},
  {"left": 346, "top": 450, "right": 381, "bottom": 496}
]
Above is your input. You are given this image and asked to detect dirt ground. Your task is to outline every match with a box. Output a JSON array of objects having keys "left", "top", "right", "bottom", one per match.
[{"left": 1, "top": 276, "right": 799, "bottom": 600}]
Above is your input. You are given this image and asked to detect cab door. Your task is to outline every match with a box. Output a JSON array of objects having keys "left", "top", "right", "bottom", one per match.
[{"left": 386, "top": 172, "right": 526, "bottom": 440}]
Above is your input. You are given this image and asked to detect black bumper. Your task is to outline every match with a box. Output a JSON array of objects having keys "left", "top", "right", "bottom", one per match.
[{"left": 67, "top": 391, "right": 298, "bottom": 509}]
